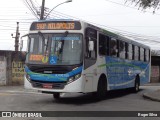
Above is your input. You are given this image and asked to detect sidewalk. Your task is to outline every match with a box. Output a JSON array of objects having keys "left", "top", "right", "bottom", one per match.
[
  {"left": 143, "top": 83, "right": 160, "bottom": 102},
  {"left": 143, "top": 90, "right": 160, "bottom": 102}
]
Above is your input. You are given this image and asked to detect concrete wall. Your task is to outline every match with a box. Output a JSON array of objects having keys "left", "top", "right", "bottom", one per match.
[
  {"left": 0, "top": 50, "right": 26, "bottom": 85},
  {"left": 12, "top": 61, "right": 25, "bottom": 85},
  {"left": 151, "top": 56, "right": 160, "bottom": 83},
  {"left": 0, "top": 56, "right": 7, "bottom": 85},
  {"left": 151, "top": 66, "right": 160, "bottom": 83}
]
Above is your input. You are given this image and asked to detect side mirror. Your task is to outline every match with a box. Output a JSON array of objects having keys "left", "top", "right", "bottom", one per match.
[
  {"left": 89, "top": 41, "right": 94, "bottom": 51},
  {"left": 20, "top": 39, "right": 23, "bottom": 51}
]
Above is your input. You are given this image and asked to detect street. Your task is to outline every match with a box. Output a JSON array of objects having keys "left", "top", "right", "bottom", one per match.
[{"left": 0, "top": 85, "right": 160, "bottom": 120}]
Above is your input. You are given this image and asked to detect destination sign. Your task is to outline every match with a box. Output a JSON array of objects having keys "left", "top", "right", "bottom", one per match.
[
  {"left": 30, "top": 21, "right": 81, "bottom": 30},
  {"left": 52, "top": 36, "right": 80, "bottom": 40}
]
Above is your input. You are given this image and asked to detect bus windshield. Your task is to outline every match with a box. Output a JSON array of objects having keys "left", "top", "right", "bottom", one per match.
[{"left": 26, "top": 33, "right": 83, "bottom": 65}]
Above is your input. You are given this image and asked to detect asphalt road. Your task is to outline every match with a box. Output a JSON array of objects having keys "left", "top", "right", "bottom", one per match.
[{"left": 0, "top": 85, "right": 160, "bottom": 120}]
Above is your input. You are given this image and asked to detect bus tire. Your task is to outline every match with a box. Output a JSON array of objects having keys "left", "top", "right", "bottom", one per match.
[
  {"left": 95, "top": 77, "right": 107, "bottom": 100},
  {"left": 53, "top": 93, "right": 60, "bottom": 99},
  {"left": 133, "top": 76, "right": 140, "bottom": 93}
]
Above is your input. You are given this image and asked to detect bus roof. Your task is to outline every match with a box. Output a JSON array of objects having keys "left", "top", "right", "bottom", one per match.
[
  {"left": 30, "top": 19, "right": 150, "bottom": 49},
  {"left": 33, "top": 19, "right": 76, "bottom": 22}
]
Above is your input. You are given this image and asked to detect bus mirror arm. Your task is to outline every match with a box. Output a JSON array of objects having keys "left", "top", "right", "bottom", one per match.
[{"left": 20, "top": 34, "right": 29, "bottom": 51}]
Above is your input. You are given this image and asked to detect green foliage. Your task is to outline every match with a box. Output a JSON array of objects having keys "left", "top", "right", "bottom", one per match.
[
  {"left": 127, "top": 0, "right": 160, "bottom": 12},
  {"left": 151, "top": 50, "right": 160, "bottom": 56}
]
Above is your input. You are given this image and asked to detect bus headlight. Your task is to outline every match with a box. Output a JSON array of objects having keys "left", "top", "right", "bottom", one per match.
[
  {"left": 26, "top": 74, "right": 31, "bottom": 81},
  {"left": 67, "top": 74, "right": 81, "bottom": 84}
]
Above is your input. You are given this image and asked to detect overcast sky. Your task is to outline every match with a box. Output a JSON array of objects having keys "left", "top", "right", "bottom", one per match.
[{"left": 0, "top": 0, "right": 160, "bottom": 51}]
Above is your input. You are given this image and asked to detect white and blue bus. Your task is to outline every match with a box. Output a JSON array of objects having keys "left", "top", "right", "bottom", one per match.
[{"left": 23, "top": 19, "right": 151, "bottom": 99}]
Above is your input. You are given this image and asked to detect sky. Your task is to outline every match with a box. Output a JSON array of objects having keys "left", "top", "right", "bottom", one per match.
[{"left": 0, "top": 0, "right": 160, "bottom": 51}]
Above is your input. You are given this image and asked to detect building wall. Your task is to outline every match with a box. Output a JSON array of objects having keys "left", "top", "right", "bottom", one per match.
[
  {"left": 0, "top": 50, "right": 26, "bottom": 85},
  {"left": 12, "top": 61, "right": 25, "bottom": 85},
  {"left": 0, "top": 56, "right": 7, "bottom": 85},
  {"left": 151, "top": 66, "right": 160, "bottom": 83},
  {"left": 151, "top": 56, "right": 160, "bottom": 83}
]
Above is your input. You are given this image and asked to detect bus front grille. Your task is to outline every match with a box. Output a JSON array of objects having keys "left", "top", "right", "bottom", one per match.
[{"left": 31, "top": 80, "right": 66, "bottom": 89}]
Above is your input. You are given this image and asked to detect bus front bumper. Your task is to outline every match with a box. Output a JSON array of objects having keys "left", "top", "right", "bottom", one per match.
[{"left": 24, "top": 76, "right": 84, "bottom": 93}]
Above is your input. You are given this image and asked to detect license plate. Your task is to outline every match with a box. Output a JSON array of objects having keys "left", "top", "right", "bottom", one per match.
[{"left": 42, "top": 84, "right": 53, "bottom": 89}]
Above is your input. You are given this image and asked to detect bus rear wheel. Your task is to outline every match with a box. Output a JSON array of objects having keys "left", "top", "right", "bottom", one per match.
[
  {"left": 133, "top": 76, "right": 140, "bottom": 93},
  {"left": 53, "top": 93, "right": 60, "bottom": 99}
]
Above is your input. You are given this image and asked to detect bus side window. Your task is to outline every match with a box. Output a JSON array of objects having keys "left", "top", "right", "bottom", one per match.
[
  {"left": 134, "top": 46, "right": 139, "bottom": 61},
  {"left": 99, "top": 34, "right": 108, "bottom": 56},
  {"left": 110, "top": 38, "right": 117, "bottom": 57},
  {"left": 119, "top": 40, "right": 125, "bottom": 59},
  {"left": 140, "top": 47, "right": 144, "bottom": 61},
  {"left": 107, "top": 37, "right": 109, "bottom": 55},
  {"left": 85, "top": 28, "right": 97, "bottom": 59},
  {"left": 117, "top": 40, "right": 119, "bottom": 57},
  {"left": 128, "top": 44, "right": 133, "bottom": 60},
  {"left": 125, "top": 42, "right": 128, "bottom": 59},
  {"left": 145, "top": 49, "right": 150, "bottom": 62},
  {"left": 132, "top": 45, "right": 135, "bottom": 60},
  {"left": 86, "top": 37, "right": 97, "bottom": 59},
  {"left": 138, "top": 46, "right": 140, "bottom": 61}
]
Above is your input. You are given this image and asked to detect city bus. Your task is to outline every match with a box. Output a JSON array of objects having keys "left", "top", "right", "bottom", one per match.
[{"left": 23, "top": 19, "right": 151, "bottom": 99}]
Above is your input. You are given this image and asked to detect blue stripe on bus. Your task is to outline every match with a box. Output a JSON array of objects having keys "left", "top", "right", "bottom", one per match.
[
  {"left": 25, "top": 66, "right": 83, "bottom": 82},
  {"left": 104, "top": 56, "right": 149, "bottom": 90}
]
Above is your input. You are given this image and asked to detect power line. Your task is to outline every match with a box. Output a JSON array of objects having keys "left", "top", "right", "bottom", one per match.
[
  {"left": 22, "top": 0, "right": 39, "bottom": 19},
  {"left": 0, "top": 25, "right": 17, "bottom": 29}
]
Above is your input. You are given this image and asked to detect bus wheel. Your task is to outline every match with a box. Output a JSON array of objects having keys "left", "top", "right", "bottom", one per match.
[
  {"left": 133, "top": 76, "right": 140, "bottom": 93},
  {"left": 95, "top": 79, "right": 107, "bottom": 100},
  {"left": 53, "top": 93, "right": 60, "bottom": 99}
]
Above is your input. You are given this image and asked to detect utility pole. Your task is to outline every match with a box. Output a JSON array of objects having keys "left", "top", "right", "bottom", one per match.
[
  {"left": 11, "top": 22, "right": 20, "bottom": 51},
  {"left": 40, "top": 0, "right": 45, "bottom": 20}
]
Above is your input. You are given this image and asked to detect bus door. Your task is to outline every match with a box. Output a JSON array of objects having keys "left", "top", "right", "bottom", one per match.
[{"left": 83, "top": 28, "right": 97, "bottom": 92}]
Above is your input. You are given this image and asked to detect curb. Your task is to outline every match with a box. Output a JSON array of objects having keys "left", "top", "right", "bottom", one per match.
[{"left": 143, "top": 93, "right": 160, "bottom": 102}]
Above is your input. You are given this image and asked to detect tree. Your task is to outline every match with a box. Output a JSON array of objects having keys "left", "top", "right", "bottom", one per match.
[
  {"left": 151, "top": 50, "right": 160, "bottom": 56},
  {"left": 126, "top": 0, "right": 160, "bottom": 12}
]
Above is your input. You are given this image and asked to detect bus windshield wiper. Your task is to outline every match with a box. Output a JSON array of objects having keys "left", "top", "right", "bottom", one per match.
[
  {"left": 38, "top": 31, "right": 45, "bottom": 43},
  {"left": 38, "top": 31, "right": 49, "bottom": 54},
  {"left": 59, "top": 31, "right": 69, "bottom": 53}
]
